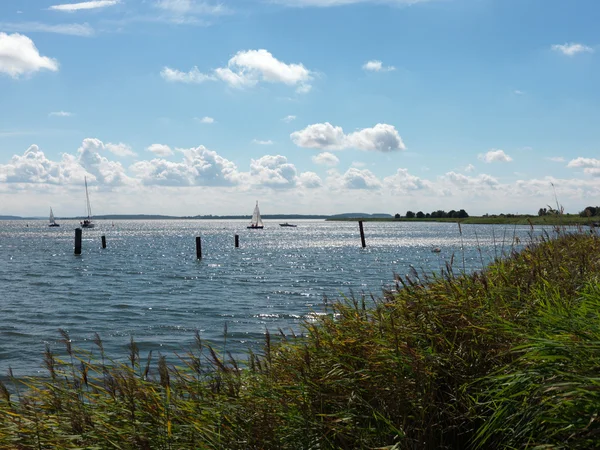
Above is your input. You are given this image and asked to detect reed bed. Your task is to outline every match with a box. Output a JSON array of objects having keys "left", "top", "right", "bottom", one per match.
[{"left": 1, "top": 229, "right": 600, "bottom": 449}]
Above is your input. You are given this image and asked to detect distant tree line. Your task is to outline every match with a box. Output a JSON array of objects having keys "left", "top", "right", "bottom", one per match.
[
  {"left": 579, "top": 206, "right": 600, "bottom": 217},
  {"left": 395, "top": 209, "right": 469, "bottom": 219}
]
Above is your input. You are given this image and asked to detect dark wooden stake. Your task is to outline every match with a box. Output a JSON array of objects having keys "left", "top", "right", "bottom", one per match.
[
  {"left": 359, "top": 220, "right": 366, "bottom": 248},
  {"left": 74, "top": 228, "right": 82, "bottom": 255},
  {"left": 235, "top": 234, "right": 239, "bottom": 248},
  {"left": 196, "top": 236, "right": 202, "bottom": 259},
  {"left": 101, "top": 235, "right": 106, "bottom": 249}
]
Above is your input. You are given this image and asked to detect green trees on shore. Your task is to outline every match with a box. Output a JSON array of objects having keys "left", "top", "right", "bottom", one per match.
[{"left": 403, "top": 209, "right": 469, "bottom": 219}]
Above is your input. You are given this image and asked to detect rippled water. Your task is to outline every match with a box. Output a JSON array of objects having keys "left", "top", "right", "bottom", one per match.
[{"left": 0, "top": 219, "right": 543, "bottom": 376}]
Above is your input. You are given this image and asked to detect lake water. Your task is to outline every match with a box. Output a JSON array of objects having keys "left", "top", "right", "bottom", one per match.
[{"left": 0, "top": 219, "right": 543, "bottom": 376}]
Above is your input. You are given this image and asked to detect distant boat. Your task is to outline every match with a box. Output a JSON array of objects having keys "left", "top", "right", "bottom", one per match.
[
  {"left": 279, "top": 222, "right": 297, "bottom": 227},
  {"left": 247, "top": 201, "right": 264, "bottom": 229},
  {"left": 432, "top": 247, "right": 441, "bottom": 253},
  {"left": 48, "top": 207, "right": 60, "bottom": 227},
  {"left": 80, "top": 177, "right": 95, "bottom": 229}
]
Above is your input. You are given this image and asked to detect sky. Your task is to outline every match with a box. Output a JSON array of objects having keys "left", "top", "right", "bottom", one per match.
[{"left": 0, "top": 0, "right": 599, "bottom": 217}]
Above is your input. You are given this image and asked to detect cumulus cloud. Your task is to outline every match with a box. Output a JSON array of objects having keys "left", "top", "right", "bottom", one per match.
[
  {"left": 147, "top": 144, "right": 173, "bottom": 156},
  {"left": 132, "top": 145, "right": 241, "bottom": 186},
  {"left": 327, "top": 168, "right": 382, "bottom": 190},
  {"left": 162, "top": 49, "right": 313, "bottom": 93},
  {"left": 49, "top": 0, "right": 120, "bottom": 11},
  {"left": 464, "top": 164, "right": 475, "bottom": 172},
  {"left": 196, "top": 116, "right": 215, "bottom": 124},
  {"left": 0, "top": 22, "right": 94, "bottom": 36},
  {"left": 249, "top": 155, "right": 298, "bottom": 188},
  {"left": 291, "top": 122, "right": 405, "bottom": 152},
  {"left": 567, "top": 157, "right": 600, "bottom": 176},
  {"left": 76, "top": 138, "right": 131, "bottom": 185},
  {"left": 252, "top": 139, "right": 274, "bottom": 145},
  {"left": 383, "top": 168, "right": 431, "bottom": 192},
  {"left": 106, "top": 143, "right": 136, "bottom": 157},
  {"left": 362, "top": 60, "right": 395, "bottom": 72},
  {"left": 312, "top": 152, "right": 339, "bottom": 166},
  {"left": 444, "top": 171, "right": 499, "bottom": 188},
  {"left": 298, "top": 171, "right": 322, "bottom": 188},
  {"left": 282, "top": 115, "right": 296, "bottom": 123},
  {"left": 478, "top": 149, "right": 513, "bottom": 163},
  {"left": 0, "top": 145, "right": 68, "bottom": 184},
  {"left": 551, "top": 43, "right": 594, "bottom": 56},
  {"left": 49, "top": 111, "right": 72, "bottom": 117},
  {"left": 0, "top": 32, "right": 59, "bottom": 78}
]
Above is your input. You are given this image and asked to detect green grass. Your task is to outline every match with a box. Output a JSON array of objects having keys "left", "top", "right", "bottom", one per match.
[{"left": 2, "top": 230, "right": 600, "bottom": 449}]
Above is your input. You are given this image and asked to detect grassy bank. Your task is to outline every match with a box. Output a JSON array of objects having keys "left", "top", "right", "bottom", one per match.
[
  {"left": 2, "top": 231, "right": 600, "bottom": 449},
  {"left": 327, "top": 214, "right": 600, "bottom": 226}
]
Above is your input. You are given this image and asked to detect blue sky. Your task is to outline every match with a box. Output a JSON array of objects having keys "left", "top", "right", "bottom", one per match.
[{"left": 0, "top": 0, "right": 599, "bottom": 217}]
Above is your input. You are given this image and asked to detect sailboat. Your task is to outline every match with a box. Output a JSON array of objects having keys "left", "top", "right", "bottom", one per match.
[
  {"left": 48, "top": 207, "right": 60, "bottom": 227},
  {"left": 247, "top": 201, "right": 264, "bottom": 229},
  {"left": 80, "top": 177, "right": 95, "bottom": 228}
]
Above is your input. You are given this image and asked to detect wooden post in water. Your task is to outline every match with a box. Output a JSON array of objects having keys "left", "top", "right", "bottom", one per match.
[
  {"left": 358, "top": 220, "right": 366, "bottom": 248},
  {"left": 196, "top": 236, "right": 202, "bottom": 259},
  {"left": 235, "top": 234, "right": 239, "bottom": 248},
  {"left": 101, "top": 235, "right": 106, "bottom": 249},
  {"left": 74, "top": 228, "right": 82, "bottom": 255}
]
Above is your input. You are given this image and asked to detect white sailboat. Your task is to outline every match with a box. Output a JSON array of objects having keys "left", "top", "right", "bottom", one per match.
[
  {"left": 48, "top": 207, "right": 60, "bottom": 227},
  {"left": 247, "top": 201, "right": 264, "bottom": 229},
  {"left": 80, "top": 177, "right": 95, "bottom": 228}
]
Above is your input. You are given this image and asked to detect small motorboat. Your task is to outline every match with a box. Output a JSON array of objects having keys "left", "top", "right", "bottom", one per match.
[{"left": 279, "top": 223, "right": 297, "bottom": 227}]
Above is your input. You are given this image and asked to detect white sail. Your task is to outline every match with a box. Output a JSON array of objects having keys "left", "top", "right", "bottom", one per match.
[
  {"left": 49, "top": 208, "right": 55, "bottom": 225},
  {"left": 81, "top": 177, "right": 95, "bottom": 228},
  {"left": 249, "top": 201, "right": 264, "bottom": 228}
]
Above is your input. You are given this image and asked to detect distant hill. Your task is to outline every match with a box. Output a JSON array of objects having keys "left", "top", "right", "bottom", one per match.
[
  {"left": 328, "top": 213, "right": 393, "bottom": 219},
  {"left": 0, "top": 215, "right": 25, "bottom": 220}
]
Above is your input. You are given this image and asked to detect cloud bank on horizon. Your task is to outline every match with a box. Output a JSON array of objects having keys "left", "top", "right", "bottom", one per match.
[{"left": 0, "top": 0, "right": 599, "bottom": 216}]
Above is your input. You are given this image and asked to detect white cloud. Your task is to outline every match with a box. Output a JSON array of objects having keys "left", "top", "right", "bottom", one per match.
[
  {"left": 196, "top": 116, "right": 215, "bottom": 124},
  {"left": 163, "top": 49, "right": 313, "bottom": 93},
  {"left": 298, "top": 171, "right": 322, "bottom": 188},
  {"left": 478, "top": 149, "right": 513, "bottom": 163},
  {"left": 546, "top": 156, "right": 565, "bottom": 163},
  {"left": 282, "top": 115, "right": 296, "bottom": 123},
  {"left": 444, "top": 171, "right": 499, "bottom": 189},
  {"left": 147, "top": 144, "right": 173, "bottom": 156},
  {"left": 312, "top": 152, "right": 339, "bottom": 166},
  {"left": 275, "top": 0, "right": 431, "bottom": 7},
  {"left": 154, "top": 0, "right": 230, "bottom": 16},
  {"left": 464, "top": 164, "right": 475, "bottom": 172},
  {"left": 339, "top": 168, "right": 382, "bottom": 190},
  {"left": 249, "top": 155, "right": 298, "bottom": 188},
  {"left": 161, "top": 66, "right": 215, "bottom": 83},
  {"left": 383, "top": 168, "right": 430, "bottom": 192},
  {"left": 77, "top": 138, "right": 131, "bottom": 185},
  {"left": 0, "top": 33, "right": 59, "bottom": 78},
  {"left": 132, "top": 145, "right": 241, "bottom": 186},
  {"left": 551, "top": 43, "right": 594, "bottom": 56},
  {"left": 252, "top": 139, "right": 274, "bottom": 145},
  {"left": 513, "top": 90, "right": 525, "bottom": 95},
  {"left": 49, "top": 111, "right": 72, "bottom": 117},
  {"left": 291, "top": 122, "right": 405, "bottom": 152},
  {"left": 0, "top": 22, "right": 94, "bottom": 37},
  {"left": 567, "top": 157, "right": 600, "bottom": 176},
  {"left": 362, "top": 60, "right": 395, "bottom": 72},
  {"left": 106, "top": 143, "right": 136, "bottom": 157},
  {"left": 567, "top": 157, "right": 600, "bottom": 169},
  {"left": 49, "top": 0, "right": 120, "bottom": 12}
]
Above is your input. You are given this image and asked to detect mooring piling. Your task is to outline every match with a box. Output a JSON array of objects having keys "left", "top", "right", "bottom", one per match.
[
  {"left": 358, "top": 220, "right": 366, "bottom": 248},
  {"left": 101, "top": 235, "right": 106, "bottom": 249},
  {"left": 74, "top": 228, "right": 82, "bottom": 255},
  {"left": 196, "top": 236, "right": 202, "bottom": 259},
  {"left": 235, "top": 234, "right": 239, "bottom": 248}
]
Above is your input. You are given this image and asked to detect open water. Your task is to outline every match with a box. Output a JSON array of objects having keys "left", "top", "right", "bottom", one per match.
[{"left": 0, "top": 219, "right": 543, "bottom": 376}]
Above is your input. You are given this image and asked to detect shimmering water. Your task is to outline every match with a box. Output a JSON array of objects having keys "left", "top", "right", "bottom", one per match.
[{"left": 0, "top": 219, "right": 540, "bottom": 376}]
